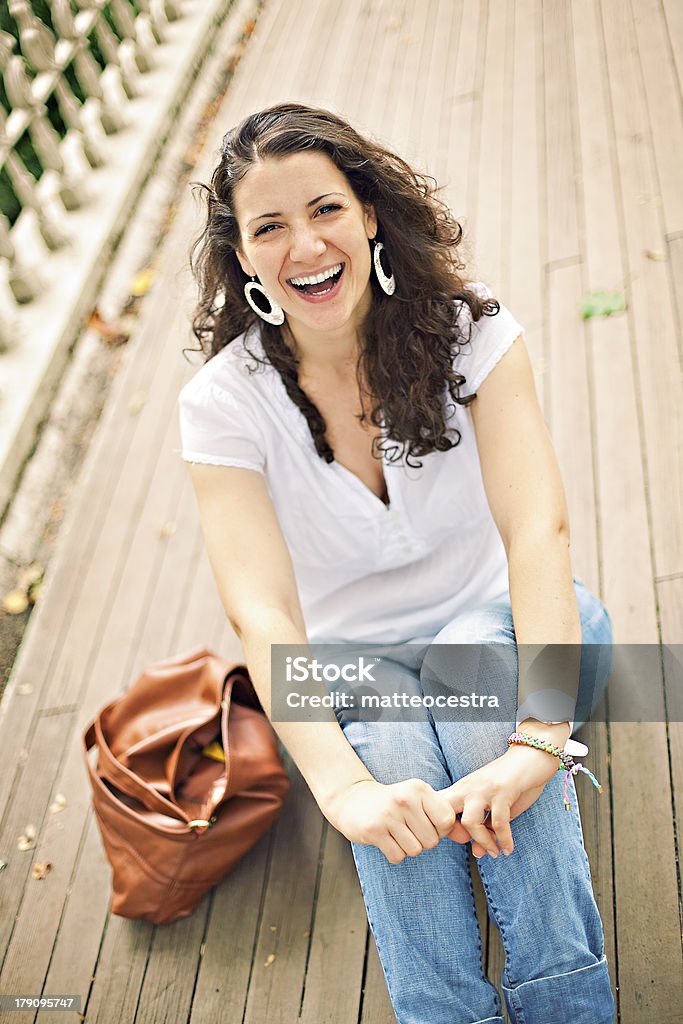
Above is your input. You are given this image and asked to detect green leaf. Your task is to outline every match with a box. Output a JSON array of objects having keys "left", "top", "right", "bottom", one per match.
[{"left": 580, "top": 290, "right": 626, "bottom": 320}]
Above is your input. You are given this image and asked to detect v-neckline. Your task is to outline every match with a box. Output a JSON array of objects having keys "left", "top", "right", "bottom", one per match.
[
  {"left": 332, "top": 454, "right": 392, "bottom": 511},
  {"left": 253, "top": 333, "right": 393, "bottom": 509}
]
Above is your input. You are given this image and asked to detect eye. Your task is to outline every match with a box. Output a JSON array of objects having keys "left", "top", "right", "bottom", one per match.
[
  {"left": 316, "top": 203, "right": 341, "bottom": 216},
  {"left": 253, "top": 223, "right": 279, "bottom": 237}
]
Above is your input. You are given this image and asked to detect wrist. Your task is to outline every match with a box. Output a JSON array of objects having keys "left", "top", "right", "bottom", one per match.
[
  {"left": 315, "top": 773, "right": 375, "bottom": 813},
  {"left": 517, "top": 717, "right": 571, "bottom": 747}
]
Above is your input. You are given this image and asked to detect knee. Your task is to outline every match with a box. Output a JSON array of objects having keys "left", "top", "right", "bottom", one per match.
[
  {"left": 575, "top": 581, "right": 613, "bottom": 644},
  {"left": 339, "top": 719, "right": 452, "bottom": 789}
]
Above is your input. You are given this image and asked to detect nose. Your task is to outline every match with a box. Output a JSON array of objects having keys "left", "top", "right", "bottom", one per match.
[{"left": 288, "top": 220, "right": 326, "bottom": 264}]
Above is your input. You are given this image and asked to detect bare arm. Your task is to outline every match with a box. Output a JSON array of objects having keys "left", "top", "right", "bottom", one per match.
[
  {"left": 187, "top": 462, "right": 372, "bottom": 806},
  {"left": 441, "top": 336, "right": 582, "bottom": 859},
  {"left": 187, "top": 462, "right": 457, "bottom": 861},
  {"left": 470, "top": 334, "right": 580, "bottom": 746}
]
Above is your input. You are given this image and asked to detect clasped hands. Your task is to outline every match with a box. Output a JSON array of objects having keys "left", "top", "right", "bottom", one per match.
[{"left": 324, "top": 739, "right": 563, "bottom": 863}]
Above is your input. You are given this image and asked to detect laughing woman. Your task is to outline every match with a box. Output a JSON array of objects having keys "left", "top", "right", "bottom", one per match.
[{"left": 178, "top": 102, "right": 615, "bottom": 1024}]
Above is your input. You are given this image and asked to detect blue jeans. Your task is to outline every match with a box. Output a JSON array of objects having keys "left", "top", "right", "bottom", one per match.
[{"left": 335, "top": 578, "right": 615, "bottom": 1024}]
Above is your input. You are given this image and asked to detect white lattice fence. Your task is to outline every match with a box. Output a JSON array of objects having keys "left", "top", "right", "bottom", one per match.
[{"left": 0, "top": 0, "right": 184, "bottom": 347}]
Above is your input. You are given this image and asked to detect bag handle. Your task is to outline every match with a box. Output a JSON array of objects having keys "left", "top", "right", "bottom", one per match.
[{"left": 83, "top": 720, "right": 192, "bottom": 824}]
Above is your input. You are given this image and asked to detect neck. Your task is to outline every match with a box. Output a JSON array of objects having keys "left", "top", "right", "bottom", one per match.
[{"left": 282, "top": 286, "right": 371, "bottom": 378}]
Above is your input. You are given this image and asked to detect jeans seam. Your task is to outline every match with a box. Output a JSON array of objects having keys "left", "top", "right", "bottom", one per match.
[{"left": 477, "top": 868, "right": 515, "bottom": 988}]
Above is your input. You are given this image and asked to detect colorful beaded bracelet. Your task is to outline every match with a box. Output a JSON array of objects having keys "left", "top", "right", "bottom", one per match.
[{"left": 507, "top": 731, "right": 603, "bottom": 811}]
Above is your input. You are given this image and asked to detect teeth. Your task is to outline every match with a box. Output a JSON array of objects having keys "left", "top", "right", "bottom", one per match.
[{"left": 289, "top": 263, "right": 342, "bottom": 287}]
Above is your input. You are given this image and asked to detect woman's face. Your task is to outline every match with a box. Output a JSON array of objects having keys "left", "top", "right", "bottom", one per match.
[{"left": 233, "top": 151, "right": 378, "bottom": 338}]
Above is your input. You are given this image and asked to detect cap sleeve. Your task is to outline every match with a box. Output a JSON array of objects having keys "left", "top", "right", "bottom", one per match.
[
  {"left": 177, "top": 371, "right": 265, "bottom": 473},
  {"left": 454, "top": 282, "right": 525, "bottom": 397}
]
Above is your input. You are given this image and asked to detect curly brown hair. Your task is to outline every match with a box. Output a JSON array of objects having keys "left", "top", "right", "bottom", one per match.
[{"left": 187, "top": 102, "right": 501, "bottom": 467}]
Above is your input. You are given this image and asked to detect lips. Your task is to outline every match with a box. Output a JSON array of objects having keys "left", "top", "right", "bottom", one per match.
[{"left": 285, "top": 262, "right": 346, "bottom": 303}]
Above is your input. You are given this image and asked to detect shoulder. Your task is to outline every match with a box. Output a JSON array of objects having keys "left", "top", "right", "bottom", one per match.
[
  {"left": 453, "top": 282, "right": 524, "bottom": 397},
  {"left": 178, "top": 324, "right": 268, "bottom": 411}
]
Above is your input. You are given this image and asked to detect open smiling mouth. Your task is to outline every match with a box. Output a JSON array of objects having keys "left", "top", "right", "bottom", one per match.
[{"left": 286, "top": 262, "right": 345, "bottom": 300}]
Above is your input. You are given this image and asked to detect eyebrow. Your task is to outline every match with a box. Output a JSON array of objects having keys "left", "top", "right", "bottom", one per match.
[{"left": 247, "top": 192, "right": 345, "bottom": 227}]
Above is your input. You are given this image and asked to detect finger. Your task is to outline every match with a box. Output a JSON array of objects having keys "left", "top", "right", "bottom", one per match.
[
  {"left": 460, "top": 799, "right": 500, "bottom": 858},
  {"left": 380, "top": 835, "right": 409, "bottom": 865},
  {"left": 490, "top": 798, "right": 514, "bottom": 855},
  {"left": 446, "top": 818, "right": 473, "bottom": 844},
  {"left": 421, "top": 790, "right": 457, "bottom": 838},
  {"left": 403, "top": 808, "right": 441, "bottom": 852},
  {"left": 471, "top": 839, "right": 487, "bottom": 858},
  {"left": 388, "top": 823, "right": 425, "bottom": 859}
]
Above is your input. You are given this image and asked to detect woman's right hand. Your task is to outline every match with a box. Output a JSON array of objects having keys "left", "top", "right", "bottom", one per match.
[{"left": 322, "top": 778, "right": 462, "bottom": 863}]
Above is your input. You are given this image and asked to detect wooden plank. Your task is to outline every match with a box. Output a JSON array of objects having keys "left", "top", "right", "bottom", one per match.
[
  {"left": 412, "top": 0, "right": 460, "bottom": 186},
  {"left": 547, "top": 264, "right": 598, "bottom": 591},
  {"left": 450, "top": 0, "right": 486, "bottom": 236},
  {"left": 242, "top": 760, "right": 325, "bottom": 1024},
  {"left": 299, "top": 826, "right": 368, "bottom": 1024},
  {"left": 0, "top": 712, "right": 74, "bottom": 986},
  {"left": 662, "top": 0, "right": 683, "bottom": 120},
  {"left": 657, "top": 577, "right": 683, "bottom": 951},
  {"left": 382, "top": 0, "right": 433, "bottom": 154},
  {"left": 472, "top": 0, "right": 510, "bottom": 287},
  {"left": 668, "top": 234, "right": 683, "bottom": 369},
  {"left": 541, "top": 0, "right": 580, "bottom": 264},
  {"left": 611, "top": 723, "right": 683, "bottom": 1022},
  {"left": 601, "top": 0, "right": 683, "bottom": 579},
  {"left": 508, "top": 0, "right": 543, "bottom": 372},
  {"left": 313, "top": 0, "right": 366, "bottom": 114},
  {"left": 359, "top": 935, "right": 396, "bottom": 1024},
  {"left": 385, "top": 0, "right": 440, "bottom": 164},
  {"left": 631, "top": 0, "right": 683, "bottom": 236},
  {"left": 188, "top": 833, "right": 272, "bottom": 1024},
  {"left": 339, "top": 0, "right": 393, "bottom": 125}
]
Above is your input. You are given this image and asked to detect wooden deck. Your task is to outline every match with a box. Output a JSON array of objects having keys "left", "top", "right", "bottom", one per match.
[{"left": 1, "top": 0, "right": 682, "bottom": 1021}]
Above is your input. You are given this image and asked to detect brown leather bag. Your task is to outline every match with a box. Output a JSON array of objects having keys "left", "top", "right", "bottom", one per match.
[{"left": 83, "top": 645, "right": 290, "bottom": 925}]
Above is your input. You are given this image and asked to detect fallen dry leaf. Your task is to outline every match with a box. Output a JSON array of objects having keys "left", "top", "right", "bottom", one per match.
[
  {"left": 264, "top": 954, "right": 276, "bottom": 967},
  {"left": 130, "top": 267, "right": 155, "bottom": 298},
  {"left": 17, "top": 825, "right": 36, "bottom": 851},
  {"left": 32, "top": 861, "right": 52, "bottom": 879},
  {"left": 128, "top": 391, "right": 148, "bottom": 416},
  {"left": 2, "top": 589, "right": 29, "bottom": 614},
  {"left": 49, "top": 793, "right": 67, "bottom": 814},
  {"left": 269, "top": 925, "right": 277, "bottom": 932},
  {"left": 17, "top": 564, "right": 43, "bottom": 591},
  {"left": 0, "top": 858, "right": 7, "bottom": 872},
  {"left": 644, "top": 248, "right": 667, "bottom": 262},
  {"left": 158, "top": 521, "right": 176, "bottom": 538},
  {"left": 88, "top": 308, "right": 130, "bottom": 346}
]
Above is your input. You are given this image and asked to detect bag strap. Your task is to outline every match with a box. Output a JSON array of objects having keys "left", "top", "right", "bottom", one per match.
[{"left": 83, "top": 720, "right": 191, "bottom": 824}]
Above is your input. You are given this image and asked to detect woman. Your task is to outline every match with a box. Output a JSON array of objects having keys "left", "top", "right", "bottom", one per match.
[{"left": 178, "top": 102, "right": 614, "bottom": 1024}]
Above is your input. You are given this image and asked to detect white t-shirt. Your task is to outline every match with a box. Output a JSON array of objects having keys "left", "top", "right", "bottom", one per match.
[{"left": 177, "top": 283, "right": 524, "bottom": 645}]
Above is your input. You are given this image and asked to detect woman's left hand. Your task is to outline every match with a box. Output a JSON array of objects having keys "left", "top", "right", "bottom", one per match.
[{"left": 440, "top": 744, "right": 561, "bottom": 858}]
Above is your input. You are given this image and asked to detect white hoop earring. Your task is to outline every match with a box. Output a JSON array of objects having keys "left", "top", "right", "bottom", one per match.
[
  {"left": 372, "top": 240, "right": 395, "bottom": 295},
  {"left": 244, "top": 277, "right": 285, "bottom": 325}
]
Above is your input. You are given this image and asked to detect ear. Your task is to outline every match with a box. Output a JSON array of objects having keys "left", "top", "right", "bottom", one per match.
[
  {"left": 235, "top": 247, "right": 256, "bottom": 278},
  {"left": 364, "top": 203, "right": 378, "bottom": 240}
]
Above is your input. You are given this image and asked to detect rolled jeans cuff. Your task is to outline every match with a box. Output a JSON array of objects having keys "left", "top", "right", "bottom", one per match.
[{"left": 502, "top": 954, "right": 614, "bottom": 1024}]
